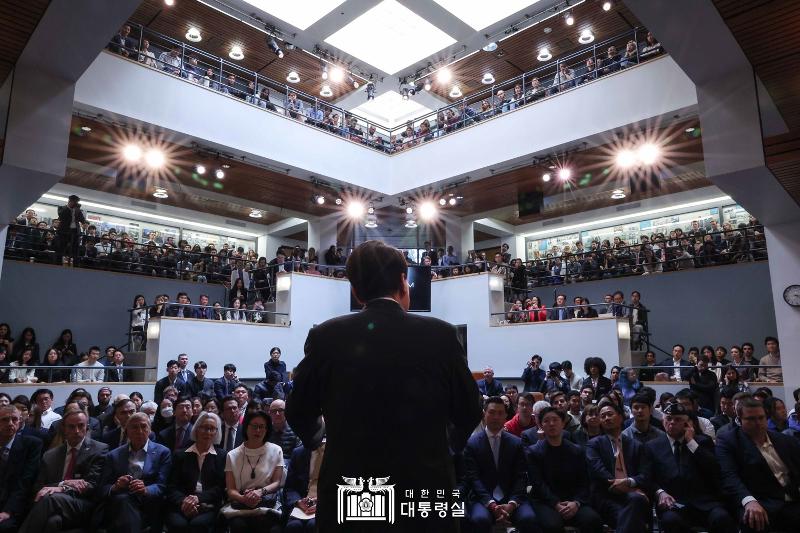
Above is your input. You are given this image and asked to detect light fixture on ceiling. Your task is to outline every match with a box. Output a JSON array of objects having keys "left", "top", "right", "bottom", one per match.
[
  {"left": 229, "top": 45, "right": 244, "bottom": 60},
  {"left": 603, "top": 1, "right": 613, "bottom": 12},
  {"left": 348, "top": 75, "right": 359, "bottom": 88},
  {"left": 481, "top": 73, "right": 495, "bottom": 84},
  {"left": 313, "top": 194, "right": 326, "bottom": 205},
  {"left": 214, "top": 169, "right": 225, "bottom": 179},
  {"left": 449, "top": 85, "right": 462, "bottom": 98},
  {"left": 685, "top": 126, "right": 696, "bottom": 133},
  {"left": 542, "top": 172, "right": 551, "bottom": 182},
  {"left": 436, "top": 68, "right": 452, "bottom": 83},
  {"left": 164, "top": 0, "right": 174, "bottom": 6},
  {"left": 400, "top": 87, "right": 409, "bottom": 100},
  {"left": 249, "top": 209, "right": 263, "bottom": 218},
  {"left": 185, "top": 27, "right": 202, "bottom": 42},
  {"left": 638, "top": 143, "right": 660, "bottom": 165},
  {"left": 122, "top": 144, "right": 142, "bottom": 162},
  {"left": 423, "top": 79, "right": 432, "bottom": 91},
  {"left": 482, "top": 42, "right": 498, "bottom": 52},
  {"left": 330, "top": 66, "right": 344, "bottom": 83},
  {"left": 405, "top": 206, "right": 414, "bottom": 215},
  {"left": 404, "top": 217, "right": 418, "bottom": 229},
  {"left": 286, "top": 70, "right": 300, "bottom": 83},
  {"left": 537, "top": 47, "right": 552, "bottom": 61},
  {"left": 347, "top": 201, "right": 365, "bottom": 218},
  {"left": 564, "top": 12, "right": 575, "bottom": 26},
  {"left": 221, "top": 163, "right": 231, "bottom": 169},
  {"left": 320, "top": 84, "right": 333, "bottom": 97},
  {"left": 321, "top": 64, "right": 328, "bottom": 80},
  {"left": 449, "top": 196, "right": 459, "bottom": 206},
  {"left": 335, "top": 198, "right": 343, "bottom": 205},
  {"left": 616, "top": 149, "right": 637, "bottom": 168},
  {"left": 578, "top": 29, "right": 594, "bottom": 44},
  {"left": 419, "top": 201, "right": 437, "bottom": 221},
  {"left": 80, "top": 125, "right": 92, "bottom": 132},
  {"left": 153, "top": 187, "right": 168, "bottom": 199},
  {"left": 268, "top": 37, "right": 284, "bottom": 58},
  {"left": 610, "top": 188, "right": 626, "bottom": 199},
  {"left": 195, "top": 164, "right": 206, "bottom": 175},
  {"left": 367, "top": 203, "right": 375, "bottom": 214},
  {"left": 558, "top": 167, "right": 572, "bottom": 181},
  {"left": 144, "top": 149, "right": 165, "bottom": 169},
  {"left": 439, "top": 198, "right": 447, "bottom": 206},
  {"left": 364, "top": 214, "right": 378, "bottom": 228}
]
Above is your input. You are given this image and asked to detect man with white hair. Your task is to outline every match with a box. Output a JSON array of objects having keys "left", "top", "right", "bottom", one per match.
[
  {"left": 0, "top": 405, "right": 43, "bottom": 531},
  {"left": 477, "top": 367, "right": 504, "bottom": 397}
]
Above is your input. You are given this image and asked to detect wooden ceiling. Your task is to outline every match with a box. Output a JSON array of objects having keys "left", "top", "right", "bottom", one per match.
[
  {"left": 0, "top": 0, "right": 50, "bottom": 83},
  {"left": 428, "top": 0, "right": 642, "bottom": 100},
  {"left": 126, "top": 0, "right": 359, "bottom": 101},
  {"left": 713, "top": 0, "right": 800, "bottom": 206},
  {"left": 67, "top": 116, "right": 343, "bottom": 221}
]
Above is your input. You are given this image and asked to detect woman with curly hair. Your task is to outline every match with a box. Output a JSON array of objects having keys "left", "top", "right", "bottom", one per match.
[{"left": 579, "top": 356, "right": 612, "bottom": 402}]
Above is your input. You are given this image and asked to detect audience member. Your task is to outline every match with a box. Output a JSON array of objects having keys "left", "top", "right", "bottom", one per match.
[
  {"left": 477, "top": 367, "right": 504, "bottom": 397},
  {"left": 0, "top": 405, "right": 43, "bottom": 531}
]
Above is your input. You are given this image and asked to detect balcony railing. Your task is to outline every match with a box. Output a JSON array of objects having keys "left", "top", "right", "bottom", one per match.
[{"left": 107, "top": 24, "right": 664, "bottom": 154}]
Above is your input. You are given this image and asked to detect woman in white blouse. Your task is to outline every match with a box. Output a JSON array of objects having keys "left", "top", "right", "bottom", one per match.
[
  {"left": 10, "top": 347, "right": 38, "bottom": 383},
  {"left": 130, "top": 294, "right": 149, "bottom": 350},
  {"left": 222, "top": 410, "right": 284, "bottom": 532}
]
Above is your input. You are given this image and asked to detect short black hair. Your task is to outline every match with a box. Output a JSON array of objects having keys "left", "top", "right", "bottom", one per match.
[
  {"left": 742, "top": 342, "right": 754, "bottom": 350},
  {"left": 242, "top": 410, "right": 272, "bottom": 443},
  {"left": 483, "top": 396, "right": 507, "bottom": 413},
  {"left": 764, "top": 336, "right": 779, "bottom": 346},
  {"left": 30, "top": 388, "right": 54, "bottom": 403},
  {"left": 88, "top": 346, "right": 100, "bottom": 354},
  {"left": 673, "top": 343, "right": 685, "bottom": 352},
  {"left": 538, "top": 406, "right": 566, "bottom": 423},
  {"left": 346, "top": 241, "right": 408, "bottom": 302},
  {"left": 639, "top": 386, "right": 657, "bottom": 405},
  {"left": 566, "top": 390, "right": 580, "bottom": 400},
  {"left": 630, "top": 392, "right": 652, "bottom": 407},
  {"left": 597, "top": 396, "right": 623, "bottom": 416},
  {"left": 194, "top": 361, "right": 207, "bottom": 370},
  {"left": 531, "top": 354, "right": 542, "bottom": 363},
  {"left": 719, "top": 387, "right": 737, "bottom": 400},
  {"left": 561, "top": 360, "right": 572, "bottom": 370},
  {"left": 223, "top": 363, "right": 236, "bottom": 372},
  {"left": 166, "top": 359, "right": 179, "bottom": 369}
]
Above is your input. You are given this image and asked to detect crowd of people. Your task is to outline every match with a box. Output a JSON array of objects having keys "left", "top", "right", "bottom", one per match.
[
  {"left": 107, "top": 23, "right": 664, "bottom": 154},
  {"left": 0, "top": 344, "right": 796, "bottom": 532}
]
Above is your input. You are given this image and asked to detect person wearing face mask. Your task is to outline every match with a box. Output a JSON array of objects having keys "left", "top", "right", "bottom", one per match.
[
  {"left": 152, "top": 399, "right": 175, "bottom": 435},
  {"left": 140, "top": 401, "right": 158, "bottom": 424}
]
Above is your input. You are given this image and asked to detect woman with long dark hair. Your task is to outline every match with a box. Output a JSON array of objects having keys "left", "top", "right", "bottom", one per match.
[
  {"left": 11, "top": 327, "right": 40, "bottom": 364},
  {"left": 230, "top": 278, "right": 248, "bottom": 307},
  {"left": 130, "top": 294, "right": 149, "bottom": 351},
  {"left": 52, "top": 329, "right": 78, "bottom": 366},
  {"left": 0, "top": 323, "right": 14, "bottom": 353},
  {"left": 36, "top": 347, "right": 69, "bottom": 383}
]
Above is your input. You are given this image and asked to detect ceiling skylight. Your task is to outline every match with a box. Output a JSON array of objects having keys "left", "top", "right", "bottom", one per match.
[
  {"left": 432, "top": 0, "right": 541, "bottom": 31},
  {"left": 350, "top": 90, "right": 433, "bottom": 128},
  {"left": 240, "top": 0, "right": 345, "bottom": 30},
  {"left": 324, "top": 0, "right": 456, "bottom": 75}
]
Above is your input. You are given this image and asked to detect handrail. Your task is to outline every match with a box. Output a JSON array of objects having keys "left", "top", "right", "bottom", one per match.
[
  {"left": 130, "top": 301, "right": 288, "bottom": 315},
  {"left": 5, "top": 364, "right": 157, "bottom": 370}
]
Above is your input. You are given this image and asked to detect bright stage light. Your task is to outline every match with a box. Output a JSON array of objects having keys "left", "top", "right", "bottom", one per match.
[{"left": 347, "top": 201, "right": 366, "bottom": 218}]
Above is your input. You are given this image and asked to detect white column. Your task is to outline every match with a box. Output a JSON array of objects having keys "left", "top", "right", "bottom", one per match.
[
  {"left": 307, "top": 220, "right": 321, "bottom": 254},
  {"left": 460, "top": 220, "right": 475, "bottom": 263}
]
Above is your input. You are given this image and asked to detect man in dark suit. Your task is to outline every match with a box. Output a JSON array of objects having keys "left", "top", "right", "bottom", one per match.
[
  {"left": 98, "top": 413, "right": 172, "bottom": 533},
  {"left": 186, "top": 361, "right": 215, "bottom": 398},
  {"left": 157, "top": 396, "right": 194, "bottom": 451},
  {"left": 710, "top": 388, "right": 736, "bottom": 431},
  {"left": 104, "top": 349, "right": 128, "bottom": 383},
  {"left": 167, "top": 292, "right": 192, "bottom": 318},
  {"left": 219, "top": 397, "right": 244, "bottom": 452},
  {"left": 286, "top": 241, "right": 482, "bottom": 532},
  {"left": 18, "top": 407, "right": 108, "bottom": 533},
  {"left": 527, "top": 406, "right": 603, "bottom": 532},
  {"left": 586, "top": 398, "right": 651, "bottom": 533},
  {"left": 657, "top": 344, "right": 693, "bottom": 381},
  {"left": 645, "top": 402, "right": 736, "bottom": 533},
  {"left": 154, "top": 359, "right": 184, "bottom": 404},
  {"left": 191, "top": 294, "right": 214, "bottom": 320},
  {"left": 175, "top": 353, "right": 195, "bottom": 388},
  {"left": 716, "top": 397, "right": 800, "bottom": 532},
  {"left": 100, "top": 398, "right": 138, "bottom": 449},
  {"left": 284, "top": 444, "right": 323, "bottom": 532},
  {"left": 476, "top": 367, "right": 504, "bottom": 397},
  {"left": 548, "top": 294, "right": 570, "bottom": 320},
  {"left": 56, "top": 194, "right": 86, "bottom": 263},
  {"left": 463, "top": 397, "right": 537, "bottom": 532},
  {"left": 0, "top": 405, "right": 43, "bottom": 531},
  {"left": 213, "top": 364, "right": 240, "bottom": 401}
]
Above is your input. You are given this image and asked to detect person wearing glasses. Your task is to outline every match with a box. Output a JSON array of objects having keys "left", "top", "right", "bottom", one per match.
[{"left": 266, "top": 399, "right": 300, "bottom": 467}]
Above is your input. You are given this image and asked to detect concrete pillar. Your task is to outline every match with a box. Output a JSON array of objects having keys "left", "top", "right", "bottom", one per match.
[
  {"left": 460, "top": 220, "right": 475, "bottom": 262},
  {"left": 307, "top": 220, "right": 321, "bottom": 255}
]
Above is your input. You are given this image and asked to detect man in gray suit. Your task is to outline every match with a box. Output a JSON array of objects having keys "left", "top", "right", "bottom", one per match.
[{"left": 19, "top": 405, "right": 108, "bottom": 532}]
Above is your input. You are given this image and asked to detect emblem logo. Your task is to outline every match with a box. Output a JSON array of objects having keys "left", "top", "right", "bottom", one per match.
[{"left": 337, "top": 476, "right": 395, "bottom": 524}]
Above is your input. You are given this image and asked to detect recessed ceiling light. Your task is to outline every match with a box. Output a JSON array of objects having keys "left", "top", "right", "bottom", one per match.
[
  {"left": 432, "top": 0, "right": 539, "bottom": 31},
  {"left": 638, "top": 143, "right": 660, "bottom": 165},
  {"left": 153, "top": 188, "right": 168, "bottom": 199},
  {"left": 482, "top": 42, "right": 498, "bottom": 52},
  {"left": 448, "top": 197, "right": 457, "bottom": 206},
  {"left": 195, "top": 164, "right": 206, "bottom": 175},
  {"left": 603, "top": 2, "right": 613, "bottom": 12},
  {"left": 185, "top": 27, "right": 202, "bottom": 42},
  {"left": 405, "top": 206, "right": 413, "bottom": 214},
  {"left": 221, "top": 163, "right": 231, "bottom": 169},
  {"left": 542, "top": 172, "right": 551, "bottom": 182},
  {"left": 404, "top": 218, "right": 418, "bottom": 229},
  {"left": 249, "top": 209, "right": 263, "bottom": 218},
  {"left": 286, "top": 70, "right": 300, "bottom": 83},
  {"left": 537, "top": 47, "right": 552, "bottom": 61},
  {"left": 320, "top": 84, "right": 333, "bottom": 97},
  {"left": 543, "top": 26, "right": 552, "bottom": 34},
  {"left": 481, "top": 73, "right": 495, "bottom": 84},
  {"left": 578, "top": 29, "right": 594, "bottom": 44},
  {"left": 419, "top": 202, "right": 437, "bottom": 220},
  {"left": 685, "top": 127, "right": 696, "bottom": 133},
  {"left": 611, "top": 189, "right": 626, "bottom": 199},
  {"left": 558, "top": 167, "right": 572, "bottom": 181},
  {"left": 423, "top": 79, "right": 432, "bottom": 91},
  {"left": 122, "top": 144, "right": 142, "bottom": 162},
  {"left": 347, "top": 201, "right": 365, "bottom": 218},
  {"left": 314, "top": 194, "right": 326, "bottom": 205},
  {"left": 229, "top": 45, "right": 244, "bottom": 60},
  {"left": 164, "top": 0, "right": 174, "bottom": 6},
  {"left": 449, "top": 85, "right": 462, "bottom": 98},
  {"left": 437, "top": 68, "right": 452, "bottom": 83},
  {"left": 215, "top": 169, "right": 225, "bottom": 179},
  {"left": 240, "top": 0, "right": 346, "bottom": 31},
  {"left": 335, "top": 198, "right": 343, "bottom": 205},
  {"left": 80, "top": 125, "right": 92, "bottom": 132},
  {"left": 330, "top": 66, "right": 344, "bottom": 83},
  {"left": 616, "top": 149, "right": 637, "bottom": 168},
  {"left": 144, "top": 149, "right": 165, "bottom": 169},
  {"left": 364, "top": 214, "right": 378, "bottom": 228},
  {"left": 565, "top": 12, "right": 575, "bottom": 26}
]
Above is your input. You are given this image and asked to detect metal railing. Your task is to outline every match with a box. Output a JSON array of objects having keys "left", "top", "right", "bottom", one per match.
[
  {"left": 622, "top": 364, "right": 783, "bottom": 383},
  {"left": 108, "top": 24, "right": 663, "bottom": 154},
  {"left": 2, "top": 363, "right": 157, "bottom": 384}
]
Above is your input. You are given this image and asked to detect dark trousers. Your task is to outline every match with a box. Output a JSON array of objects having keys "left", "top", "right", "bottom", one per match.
[
  {"left": 165, "top": 509, "right": 216, "bottom": 533},
  {"left": 284, "top": 516, "right": 316, "bottom": 531},
  {"left": 597, "top": 492, "right": 650, "bottom": 533},
  {"left": 18, "top": 492, "right": 94, "bottom": 533},
  {"left": 739, "top": 501, "right": 800, "bottom": 533},
  {"left": 102, "top": 493, "right": 160, "bottom": 533},
  {"left": 531, "top": 501, "right": 603, "bottom": 533},
  {"left": 659, "top": 504, "right": 737, "bottom": 533},
  {"left": 227, "top": 514, "right": 278, "bottom": 533},
  {"left": 0, "top": 516, "right": 19, "bottom": 532},
  {"left": 56, "top": 229, "right": 80, "bottom": 261},
  {"left": 467, "top": 501, "right": 538, "bottom": 533}
]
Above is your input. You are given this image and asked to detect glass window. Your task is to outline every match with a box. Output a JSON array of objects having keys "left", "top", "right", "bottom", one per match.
[
  {"left": 85, "top": 212, "right": 179, "bottom": 245},
  {"left": 180, "top": 229, "right": 255, "bottom": 254},
  {"left": 722, "top": 204, "right": 752, "bottom": 227}
]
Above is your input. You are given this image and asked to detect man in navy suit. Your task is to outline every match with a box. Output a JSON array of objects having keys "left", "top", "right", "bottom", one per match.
[
  {"left": 213, "top": 363, "right": 240, "bottom": 401},
  {"left": 186, "top": 361, "right": 215, "bottom": 398},
  {"left": 527, "top": 406, "right": 603, "bottom": 532},
  {"left": 154, "top": 359, "right": 185, "bottom": 404},
  {"left": 157, "top": 396, "right": 194, "bottom": 451},
  {"left": 100, "top": 398, "right": 138, "bottom": 449},
  {"left": 463, "top": 397, "right": 538, "bottom": 532},
  {"left": 0, "top": 405, "right": 43, "bottom": 531},
  {"left": 657, "top": 344, "right": 693, "bottom": 381},
  {"left": 586, "top": 398, "right": 651, "bottom": 533},
  {"left": 646, "top": 402, "right": 736, "bottom": 533},
  {"left": 716, "top": 397, "right": 800, "bottom": 532},
  {"left": 476, "top": 367, "right": 504, "bottom": 397},
  {"left": 98, "top": 412, "right": 172, "bottom": 533},
  {"left": 175, "top": 353, "right": 195, "bottom": 388},
  {"left": 284, "top": 444, "right": 324, "bottom": 532}
]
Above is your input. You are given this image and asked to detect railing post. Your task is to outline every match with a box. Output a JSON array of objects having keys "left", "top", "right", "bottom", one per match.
[
  {"left": 137, "top": 24, "right": 144, "bottom": 59},
  {"left": 181, "top": 43, "right": 186, "bottom": 76}
]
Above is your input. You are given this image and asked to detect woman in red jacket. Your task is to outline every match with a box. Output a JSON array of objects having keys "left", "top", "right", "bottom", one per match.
[{"left": 526, "top": 295, "right": 547, "bottom": 322}]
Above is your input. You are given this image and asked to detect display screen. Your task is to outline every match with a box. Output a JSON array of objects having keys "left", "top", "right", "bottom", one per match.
[{"left": 350, "top": 265, "right": 432, "bottom": 312}]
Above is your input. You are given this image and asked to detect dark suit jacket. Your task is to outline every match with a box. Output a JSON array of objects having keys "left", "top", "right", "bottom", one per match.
[
  {"left": 99, "top": 441, "right": 172, "bottom": 499},
  {"left": 264, "top": 359, "right": 288, "bottom": 382},
  {"left": 586, "top": 433, "right": 649, "bottom": 502},
  {"left": 220, "top": 423, "right": 245, "bottom": 452},
  {"left": 284, "top": 445, "right": 312, "bottom": 511},
  {"left": 464, "top": 430, "right": 528, "bottom": 506},
  {"left": 104, "top": 364, "right": 128, "bottom": 383},
  {"left": 213, "top": 377, "right": 240, "bottom": 401},
  {"left": 56, "top": 205, "right": 86, "bottom": 234},
  {"left": 100, "top": 426, "right": 155, "bottom": 449},
  {"left": 476, "top": 378, "right": 504, "bottom": 397},
  {"left": 644, "top": 434, "right": 723, "bottom": 511},
  {"left": 154, "top": 375, "right": 184, "bottom": 404},
  {"left": 176, "top": 369, "right": 195, "bottom": 389},
  {"left": 579, "top": 376, "right": 613, "bottom": 402},
  {"left": 0, "top": 435, "right": 42, "bottom": 518},
  {"left": 526, "top": 438, "right": 591, "bottom": 506},
  {"left": 34, "top": 437, "right": 108, "bottom": 498},
  {"left": 716, "top": 427, "right": 800, "bottom": 513},
  {"left": 186, "top": 376, "right": 215, "bottom": 398},
  {"left": 521, "top": 428, "right": 573, "bottom": 447},
  {"left": 166, "top": 446, "right": 226, "bottom": 510},
  {"left": 286, "top": 298, "right": 482, "bottom": 532},
  {"left": 656, "top": 358, "right": 693, "bottom": 381},
  {"left": 548, "top": 306, "right": 570, "bottom": 321},
  {"left": 158, "top": 422, "right": 194, "bottom": 451},
  {"left": 191, "top": 306, "right": 214, "bottom": 320}
]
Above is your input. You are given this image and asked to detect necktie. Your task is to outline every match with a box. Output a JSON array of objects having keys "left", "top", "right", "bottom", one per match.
[
  {"left": 225, "top": 426, "right": 234, "bottom": 451},
  {"left": 673, "top": 440, "right": 682, "bottom": 472},
  {"left": 118, "top": 367, "right": 123, "bottom": 382},
  {"left": 489, "top": 435, "right": 504, "bottom": 501},
  {"left": 614, "top": 437, "right": 627, "bottom": 479},
  {"left": 0, "top": 447, "right": 11, "bottom": 478},
  {"left": 64, "top": 448, "right": 77, "bottom": 480},
  {"left": 175, "top": 427, "right": 185, "bottom": 450},
  {"left": 307, "top": 443, "right": 326, "bottom": 500}
]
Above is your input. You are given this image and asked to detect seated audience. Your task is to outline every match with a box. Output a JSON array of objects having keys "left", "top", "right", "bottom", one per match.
[
  {"left": 266, "top": 399, "right": 301, "bottom": 462},
  {"left": 477, "top": 367, "right": 504, "bottom": 397},
  {"left": 284, "top": 443, "right": 324, "bottom": 532},
  {"left": 757, "top": 336, "right": 782, "bottom": 382},
  {"left": 72, "top": 345, "right": 105, "bottom": 383},
  {"left": 688, "top": 355, "right": 719, "bottom": 412},
  {"left": 186, "top": 361, "right": 215, "bottom": 398},
  {"left": 0, "top": 405, "right": 43, "bottom": 531},
  {"left": 658, "top": 344, "right": 693, "bottom": 381},
  {"left": 158, "top": 395, "right": 194, "bottom": 451},
  {"left": 503, "top": 392, "right": 536, "bottom": 437},
  {"left": 214, "top": 363, "right": 241, "bottom": 401},
  {"left": 220, "top": 396, "right": 245, "bottom": 452},
  {"left": 579, "top": 357, "right": 613, "bottom": 402},
  {"left": 622, "top": 392, "right": 664, "bottom": 444},
  {"left": 154, "top": 359, "right": 185, "bottom": 404},
  {"left": 9, "top": 347, "right": 37, "bottom": 383}
]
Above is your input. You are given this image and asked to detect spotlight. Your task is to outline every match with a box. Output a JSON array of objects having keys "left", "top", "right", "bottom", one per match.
[
  {"left": 482, "top": 42, "right": 498, "bottom": 52},
  {"left": 401, "top": 87, "right": 409, "bottom": 101},
  {"left": 448, "top": 197, "right": 457, "bottom": 206},
  {"left": 481, "top": 73, "right": 495, "bottom": 84},
  {"left": 366, "top": 82, "right": 375, "bottom": 100},
  {"left": 610, "top": 188, "right": 626, "bottom": 199},
  {"left": 122, "top": 144, "right": 142, "bottom": 162},
  {"left": 419, "top": 202, "right": 437, "bottom": 221},
  {"left": 229, "top": 45, "right": 244, "bottom": 60},
  {"left": 637, "top": 143, "right": 660, "bottom": 165},
  {"left": 313, "top": 194, "right": 326, "bottom": 205},
  {"left": 405, "top": 218, "right": 418, "bottom": 229},
  {"left": 221, "top": 164, "right": 231, "bottom": 169},
  {"left": 322, "top": 64, "right": 328, "bottom": 80},
  {"left": 542, "top": 172, "right": 551, "bottom": 182},
  {"left": 286, "top": 71, "right": 300, "bottom": 83},
  {"left": 537, "top": 47, "right": 552, "bottom": 61},
  {"left": 449, "top": 85, "right": 462, "bottom": 98},
  {"left": 439, "top": 198, "right": 447, "bottom": 206},
  {"left": 347, "top": 201, "right": 365, "bottom": 218},
  {"left": 320, "top": 85, "right": 333, "bottom": 97},
  {"left": 80, "top": 125, "right": 92, "bottom": 132},
  {"left": 249, "top": 209, "right": 263, "bottom": 218},
  {"left": 565, "top": 12, "right": 575, "bottom": 26},
  {"left": 364, "top": 215, "right": 378, "bottom": 228},
  {"left": 616, "top": 149, "right": 637, "bottom": 168},
  {"left": 348, "top": 75, "right": 359, "bottom": 88},
  {"left": 405, "top": 206, "right": 413, "bottom": 215},
  {"left": 578, "top": 29, "right": 594, "bottom": 44},
  {"left": 685, "top": 127, "right": 696, "bottom": 133},
  {"left": 268, "top": 37, "right": 284, "bottom": 58},
  {"left": 144, "top": 149, "right": 165, "bottom": 169},
  {"left": 603, "top": 1, "right": 613, "bottom": 11},
  {"left": 558, "top": 167, "right": 572, "bottom": 181},
  {"left": 164, "top": 0, "right": 174, "bottom": 5},
  {"left": 335, "top": 198, "right": 343, "bottom": 205},
  {"left": 215, "top": 169, "right": 225, "bottom": 179},
  {"left": 330, "top": 67, "right": 344, "bottom": 83},
  {"left": 185, "top": 27, "right": 202, "bottom": 42},
  {"left": 423, "top": 79, "right": 431, "bottom": 91},
  {"left": 436, "top": 69, "right": 452, "bottom": 84},
  {"left": 153, "top": 187, "right": 168, "bottom": 199},
  {"left": 195, "top": 164, "right": 206, "bottom": 175},
  {"left": 367, "top": 204, "right": 375, "bottom": 214}
]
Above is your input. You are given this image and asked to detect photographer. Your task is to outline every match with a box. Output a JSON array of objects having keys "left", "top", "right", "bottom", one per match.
[
  {"left": 56, "top": 194, "right": 87, "bottom": 265},
  {"left": 540, "top": 362, "right": 570, "bottom": 395},
  {"left": 522, "top": 354, "right": 546, "bottom": 392}
]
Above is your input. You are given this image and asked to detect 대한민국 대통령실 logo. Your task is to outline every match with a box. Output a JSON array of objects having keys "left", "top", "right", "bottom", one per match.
[{"left": 337, "top": 476, "right": 395, "bottom": 524}]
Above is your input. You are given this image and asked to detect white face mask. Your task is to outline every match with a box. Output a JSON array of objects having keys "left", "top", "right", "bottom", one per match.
[
  {"left": 160, "top": 407, "right": 173, "bottom": 418},
  {"left": 148, "top": 414, "right": 155, "bottom": 423}
]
